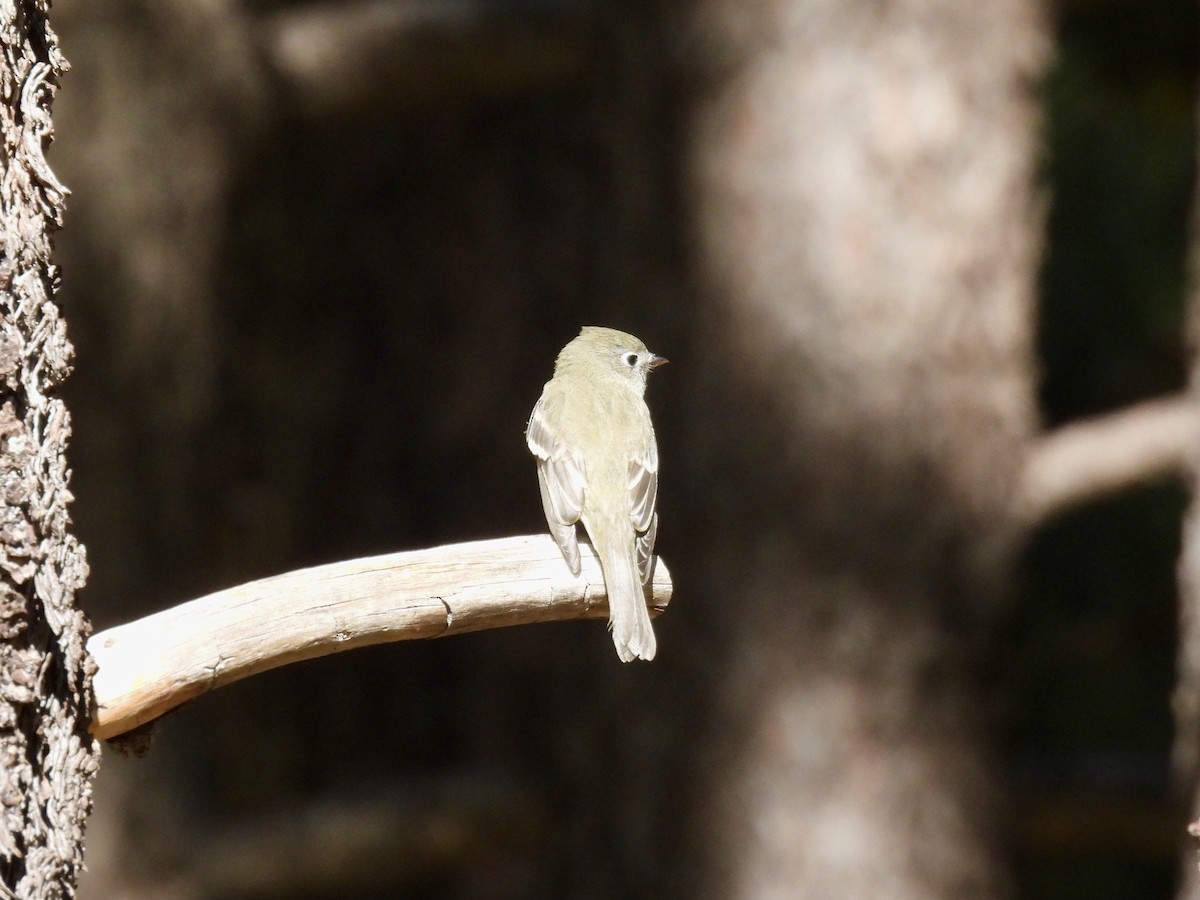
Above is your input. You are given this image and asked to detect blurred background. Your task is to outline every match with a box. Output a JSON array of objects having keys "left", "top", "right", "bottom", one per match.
[{"left": 41, "top": 0, "right": 1197, "bottom": 897}]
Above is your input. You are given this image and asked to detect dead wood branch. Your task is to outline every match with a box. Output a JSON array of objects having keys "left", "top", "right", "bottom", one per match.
[
  {"left": 1017, "top": 394, "right": 1200, "bottom": 524},
  {"left": 88, "top": 534, "right": 672, "bottom": 741}
]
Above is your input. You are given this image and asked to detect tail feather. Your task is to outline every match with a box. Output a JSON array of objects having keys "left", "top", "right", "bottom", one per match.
[{"left": 599, "top": 538, "right": 656, "bottom": 662}]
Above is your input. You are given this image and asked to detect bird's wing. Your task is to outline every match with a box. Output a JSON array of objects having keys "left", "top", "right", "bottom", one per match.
[
  {"left": 527, "top": 392, "right": 586, "bottom": 576},
  {"left": 628, "top": 437, "right": 659, "bottom": 584},
  {"left": 635, "top": 512, "right": 658, "bottom": 585}
]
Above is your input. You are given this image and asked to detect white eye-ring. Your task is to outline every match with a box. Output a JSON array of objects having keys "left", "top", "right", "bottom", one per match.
[{"left": 622, "top": 351, "right": 639, "bottom": 368}]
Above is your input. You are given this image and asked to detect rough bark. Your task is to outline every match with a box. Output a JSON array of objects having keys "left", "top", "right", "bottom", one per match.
[
  {"left": 672, "top": 1, "right": 1049, "bottom": 896},
  {"left": 0, "top": 1, "right": 96, "bottom": 896}
]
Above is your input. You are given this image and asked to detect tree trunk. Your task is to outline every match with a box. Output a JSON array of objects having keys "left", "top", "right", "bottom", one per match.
[
  {"left": 1176, "top": 309, "right": 1200, "bottom": 895},
  {"left": 1174, "top": 31, "right": 1200, "bottom": 891},
  {"left": 0, "top": 2, "right": 96, "bottom": 896},
  {"left": 672, "top": 1, "right": 1049, "bottom": 896}
]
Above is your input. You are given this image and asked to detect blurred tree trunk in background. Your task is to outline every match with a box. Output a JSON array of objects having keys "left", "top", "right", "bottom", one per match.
[
  {"left": 1174, "top": 50, "right": 1200, "bottom": 897},
  {"left": 49, "top": 0, "right": 1059, "bottom": 897},
  {"left": 0, "top": 3, "right": 96, "bottom": 896},
  {"left": 1176, "top": 266, "right": 1200, "bottom": 895},
  {"left": 657, "top": 1, "right": 1049, "bottom": 895}
]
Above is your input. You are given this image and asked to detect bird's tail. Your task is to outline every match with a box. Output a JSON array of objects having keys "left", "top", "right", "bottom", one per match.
[{"left": 597, "top": 531, "right": 656, "bottom": 662}]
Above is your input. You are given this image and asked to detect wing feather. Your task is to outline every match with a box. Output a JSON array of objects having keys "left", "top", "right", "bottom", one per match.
[
  {"left": 636, "top": 512, "right": 658, "bottom": 584},
  {"left": 527, "top": 392, "right": 586, "bottom": 575},
  {"left": 628, "top": 435, "right": 659, "bottom": 583}
]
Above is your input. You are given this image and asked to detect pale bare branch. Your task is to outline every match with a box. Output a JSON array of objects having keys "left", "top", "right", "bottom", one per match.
[
  {"left": 88, "top": 535, "right": 673, "bottom": 741},
  {"left": 1017, "top": 394, "right": 1200, "bottom": 524}
]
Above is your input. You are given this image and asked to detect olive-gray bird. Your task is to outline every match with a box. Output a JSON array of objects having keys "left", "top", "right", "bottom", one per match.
[{"left": 526, "top": 326, "right": 666, "bottom": 661}]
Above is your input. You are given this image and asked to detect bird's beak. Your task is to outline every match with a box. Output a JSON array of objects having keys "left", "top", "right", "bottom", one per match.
[{"left": 648, "top": 354, "right": 668, "bottom": 368}]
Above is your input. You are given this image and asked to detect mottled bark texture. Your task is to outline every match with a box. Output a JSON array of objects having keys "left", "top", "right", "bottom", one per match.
[
  {"left": 675, "top": 1, "right": 1047, "bottom": 896},
  {"left": 0, "top": 2, "right": 96, "bottom": 897}
]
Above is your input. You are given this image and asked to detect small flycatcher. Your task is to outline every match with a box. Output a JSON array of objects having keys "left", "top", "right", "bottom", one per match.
[{"left": 526, "top": 326, "right": 666, "bottom": 661}]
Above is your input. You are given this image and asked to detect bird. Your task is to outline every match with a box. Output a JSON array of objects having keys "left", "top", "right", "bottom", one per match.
[{"left": 526, "top": 326, "right": 666, "bottom": 661}]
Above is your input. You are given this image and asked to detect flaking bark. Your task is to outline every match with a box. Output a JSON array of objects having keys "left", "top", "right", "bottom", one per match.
[{"left": 0, "top": 2, "right": 96, "bottom": 897}]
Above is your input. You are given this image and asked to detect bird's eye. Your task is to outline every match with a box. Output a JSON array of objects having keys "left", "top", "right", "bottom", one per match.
[{"left": 622, "top": 352, "right": 639, "bottom": 368}]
